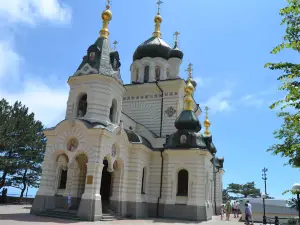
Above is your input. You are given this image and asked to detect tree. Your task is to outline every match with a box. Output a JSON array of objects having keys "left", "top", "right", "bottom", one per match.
[
  {"left": 222, "top": 189, "right": 232, "bottom": 202},
  {"left": 0, "top": 99, "right": 46, "bottom": 200},
  {"left": 287, "top": 197, "right": 300, "bottom": 211},
  {"left": 265, "top": 0, "right": 300, "bottom": 167},
  {"left": 227, "top": 182, "right": 261, "bottom": 198}
]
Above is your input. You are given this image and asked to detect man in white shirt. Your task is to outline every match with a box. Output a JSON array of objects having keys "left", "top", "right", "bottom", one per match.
[{"left": 246, "top": 200, "right": 253, "bottom": 224}]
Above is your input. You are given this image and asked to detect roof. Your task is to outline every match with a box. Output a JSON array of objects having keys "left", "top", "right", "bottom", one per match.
[{"left": 133, "top": 36, "right": 183, "bottom": 61}]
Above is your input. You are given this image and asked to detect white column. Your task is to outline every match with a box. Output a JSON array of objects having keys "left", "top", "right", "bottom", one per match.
[
  {"left": 37, "top": 160, "right": 57, "bottom": 196},
  {"left": 81, "top": 162, "right": 104, "bottom": 200}
]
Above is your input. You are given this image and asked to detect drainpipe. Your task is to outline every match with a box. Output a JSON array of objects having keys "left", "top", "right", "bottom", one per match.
[
  {"left": 157, "top": 148, "right": 164, "bottom": 217},
  {"left": 213, "top": 153, "right": 217, "bottom": 215},
  {"left": 155, "top": 81, "right": 163, "bottom": 137}
]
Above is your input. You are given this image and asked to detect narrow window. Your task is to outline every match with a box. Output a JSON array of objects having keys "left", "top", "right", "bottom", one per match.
[
  {"left": 77, "top": 94, "right": 87, "bottom": 117},
  {"left": 144, "top": 66, "right": 149, "bottom": 83},
  {"left": 109, "top": 99, "right": 118, "bottom": 123},
  {"left": 59, "top": 169, "right": 68, "bottom": 189},
  {"left": 155, "top": 66, "right": 160, "bottom": 81},
  {"left": 177, "top": 169, "right": 188, "bottom": 196},
  {"left": 136, "top": 68, "right": 139, "bottom": 82},
  {"left": 141, "top": 168, "right": 146, "bottom": 194}
]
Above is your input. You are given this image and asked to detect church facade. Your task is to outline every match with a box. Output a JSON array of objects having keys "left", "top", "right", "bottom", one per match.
[{"left": 31, "top": 2, "right": 225, "bottom": 222}]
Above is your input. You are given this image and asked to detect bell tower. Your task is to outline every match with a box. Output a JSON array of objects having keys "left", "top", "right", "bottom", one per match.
[{"left": 65, "top": 1, "right": 125, "bottom": 125}]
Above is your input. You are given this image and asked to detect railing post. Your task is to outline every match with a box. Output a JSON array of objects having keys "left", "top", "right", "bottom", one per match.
[{"left": 275, "top": 216, "right": 279, "bottom": 225}]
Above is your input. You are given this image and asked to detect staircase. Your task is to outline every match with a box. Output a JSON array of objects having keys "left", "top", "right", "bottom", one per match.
[
  {"left": 101, "top": 201, "right": 119, "bottom": 221},
  {"left": 35, "top": 209, "right": 84, "bottom": 221}
]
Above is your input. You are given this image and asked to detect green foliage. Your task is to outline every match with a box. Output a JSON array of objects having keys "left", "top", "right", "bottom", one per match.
[
  {"left": 0, "top": 98, "right": 46, "bottom": 198},
  {"left": 287, "top": 197, "right": 300, "bottom": 211},
  {"left": 265, "top": 0, "right": 300, "bottom": 167},
  {"left": 227, "top": 182, "right": 261, "bottom": 198},
  {"left": 222, "top": 189, "right": 232, "bottom": 202}
]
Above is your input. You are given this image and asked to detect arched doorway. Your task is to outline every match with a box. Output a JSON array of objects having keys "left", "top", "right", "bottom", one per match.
[{"left": 100, "top": 159, "right": 112, "bottom": 204}]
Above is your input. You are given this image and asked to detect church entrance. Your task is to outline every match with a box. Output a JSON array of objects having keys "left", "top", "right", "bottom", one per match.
[{"left": 100, "top": 159, "right": 112, "bottom": 203}]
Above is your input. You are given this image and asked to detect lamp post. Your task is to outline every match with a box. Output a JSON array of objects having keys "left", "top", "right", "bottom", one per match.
[
  {"left": 292, "top": 183, "right": 300, "bottom": 224},
  {"left": 261, "top": 193, "right": 267, "bottom": 225},
  {"left": 262, "top": 167, "right": 268, "bottom": 195}
]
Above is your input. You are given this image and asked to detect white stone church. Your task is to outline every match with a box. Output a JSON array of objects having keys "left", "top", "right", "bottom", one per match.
[{"left": 31, "top": 1, "right": 225, "bottom": 222}]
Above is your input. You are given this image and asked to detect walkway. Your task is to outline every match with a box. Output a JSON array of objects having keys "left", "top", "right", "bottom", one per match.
[{"left": 0, "top": 204, "right": 258, "bottom": 225}]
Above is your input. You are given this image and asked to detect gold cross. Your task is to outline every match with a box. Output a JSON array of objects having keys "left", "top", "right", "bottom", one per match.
[
  {"left": 174, "top": 31, "right": 180, "bottom": 42},
  {"left": 157, "top": 0, "right": 163, "bottom": 14},
  {"left": 113, "top": 40, "right": 118, "bottom": 50},
  {"left": 205, "top": 106, "right": 210, "bottom": 118},
  {"left": 107, "top": 0, "right": 111, "bottom": 6},
  {"left": 185, "top": 63, "right": 193, "bottom": 78}
]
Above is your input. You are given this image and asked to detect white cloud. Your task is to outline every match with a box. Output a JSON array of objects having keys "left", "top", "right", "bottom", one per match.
[
  {"left": 241, "top": 94, "right": 264, "bottom": 107},
  {"left": 0, "top": 40, "right": 21, "bottom": 80},
  {"left": 0, "top": 0, "right": 72, "bottom": 25},
  {"left": 203, "top": 90, "right": 233, "bottom": 113},
  {"left": 0, "top": 79, "right": 68, "bottom": 127}
]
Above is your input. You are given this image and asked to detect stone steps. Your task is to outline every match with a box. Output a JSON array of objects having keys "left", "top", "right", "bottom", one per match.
[{"left": 35, "top": 209, "right": 84, "bottom": 221}]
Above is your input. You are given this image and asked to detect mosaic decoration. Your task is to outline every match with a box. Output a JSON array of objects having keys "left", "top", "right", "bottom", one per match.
[
  {"left": 67, "top": 137, "right": 79, "bottom": 152},
  {"left": 180, "top": 135, "right": 187, "bottom": 144},
  {"left": 165, "top": 106, "right": 176, "bottom": 117}
]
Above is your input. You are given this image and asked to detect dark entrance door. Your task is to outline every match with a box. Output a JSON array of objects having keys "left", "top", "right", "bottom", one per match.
[{"left": 100, "top": 159, "right": 112, "bottom": 201}]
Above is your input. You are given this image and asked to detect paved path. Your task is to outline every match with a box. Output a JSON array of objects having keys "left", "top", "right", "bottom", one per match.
[{"left": 0, "top": 204, "right": 257, "bottom": 225}]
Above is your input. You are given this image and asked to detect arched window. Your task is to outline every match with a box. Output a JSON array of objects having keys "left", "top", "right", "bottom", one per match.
[
  {"left": 144, "top": 66, "right": 149, "bottom": 83},
  {"left": 59, "top": 169, "right": 67, "bottom": 189},
  {"left": 155, "top": 66, "right": 161, "bottom": 81},
  {"left": 177, "top": 169, "right": 188, "bottom": 196},
  {"left": 77, "top": 94, "right": 88, "bottom": 117},
  {"left": 141, "top": 167, "right": 146, "bottom": 194},
  {"left": 166, "top": 69, "right": 170, "bottom": 78},
  {"left": 109, "top": 99, "right": 118, "bottom": 123},
  {"left": 136, "top": 68, "right": 139, "bottom": 82}
]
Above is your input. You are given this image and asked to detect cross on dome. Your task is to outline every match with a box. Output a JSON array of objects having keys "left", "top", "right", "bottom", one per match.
[
  {"left": 113, "top": 40, "right": 118, "bottom": 50},
  {"left": 156, "top": 0, "right": 163, "bottom": 14},
  {"left": 185, "top": 63, "right": 193, "bottom": 78}
]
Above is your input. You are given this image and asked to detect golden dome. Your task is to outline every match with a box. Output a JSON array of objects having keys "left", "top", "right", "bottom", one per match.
[
  {"left": 184, "top": 78, "right": 195, "bottom": 94},
  {"left": 154, "top": 14, "right": 162, "bottom": 23},
  {"left": 204, "top": 119, "right": 211, "bottom": 128},
  {"left": 102, "top": 5, "right": 112, "bottom": 21}
]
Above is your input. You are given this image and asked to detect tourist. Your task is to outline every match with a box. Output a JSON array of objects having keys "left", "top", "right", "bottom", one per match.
[
  {"left": 246, "top": 200, "right": 253, "bottom": 224},
  {"left": 233, "top": 201, "right": 238, "bottom": 218},
  {"left": 67, "top": 192, "right": 71, "bottom": 211},
  {"left": 245, "top": 203, "right": 251, "bottom": 225},
  {"left": 225, "top": 201, "right": 231, "bottom": 221},
  {"left": 220, "top": 204, "right": 225, "bottom": 220}
]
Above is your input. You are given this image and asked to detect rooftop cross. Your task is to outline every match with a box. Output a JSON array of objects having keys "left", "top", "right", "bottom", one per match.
[
  {"left": 156, "top": 0, "right": 163, "bottom": 14},
  {"left": 106, "top": 0, "right": 111, "bottom": 7},
  {"left": 185, "top": 63, "right": 193, "bottom": 78},
  {"left": 174, "top": 31, "right": 180, "bottom": 43},
  {"left": 113, "top": 40, "right": 118, "bottom": 50},
  {"left": 205, "top": 106, "right": 210, "bottom": 119}
]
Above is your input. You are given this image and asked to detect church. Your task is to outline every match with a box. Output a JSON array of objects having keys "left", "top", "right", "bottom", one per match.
[{"left": 31, "top": 1, "right": 225, "bottom": 222}]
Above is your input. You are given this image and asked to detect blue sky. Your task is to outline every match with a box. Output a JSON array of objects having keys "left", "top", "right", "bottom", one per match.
[{"left": 0, "top": 0, "right": 298, "bottom": 200}]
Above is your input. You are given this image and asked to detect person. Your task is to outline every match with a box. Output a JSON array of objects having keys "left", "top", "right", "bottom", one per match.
[
  {"left": 233, "top": 201, "right": 238, "bottom": 218},
  {"left": 67, "top": 192, "right": 71, "bottom": 211},
  {"left": 220, "top": 204, "right": 225, "bottom": 220},
  {"left": 225, "top": 201, "right": 231, "bottom": 221},
  {"left": 245, "top": 203, "right": 251, "bottom": 225},
  {"left": 246, "top": 200, "right": 253, "bottom": 224}
]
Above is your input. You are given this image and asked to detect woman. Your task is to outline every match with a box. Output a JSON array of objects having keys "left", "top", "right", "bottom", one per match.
[{"left": 225, "top": 201, "right": 231, "bottom": 221}]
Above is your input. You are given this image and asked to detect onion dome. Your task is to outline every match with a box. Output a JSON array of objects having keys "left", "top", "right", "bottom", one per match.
[
  {"left": 174, "top": 77, "right": 201, "bottom": 132},
  {"left": 168, "top": 31, "right": 184, "bottom": 60},
  {"left": 133, "top": 2, "right": 183, "bottom": 61},
  {"left": 133, "top": 37, "right": 172, "bottom": 61}
]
